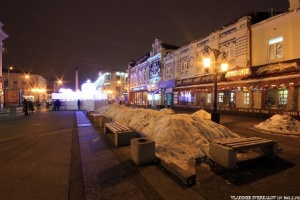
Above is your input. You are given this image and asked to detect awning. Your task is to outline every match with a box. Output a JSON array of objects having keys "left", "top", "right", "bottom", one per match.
[{"left": 164, "top": 87, "right": 173, "bottom": 93}]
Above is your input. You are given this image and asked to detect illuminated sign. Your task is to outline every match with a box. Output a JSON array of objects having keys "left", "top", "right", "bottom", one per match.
[
  {"left": 226, "top": 67, "right": 251, "bottom": 81},
  {"left": 131, "top": 85, "right": 148, "bottom": 91},
  {"left": 4, "top": 89, "right": 21, "bottom": 107}
]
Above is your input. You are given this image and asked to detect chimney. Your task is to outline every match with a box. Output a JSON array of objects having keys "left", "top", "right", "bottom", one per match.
[{"left": 289, "top": 0, "right": 300, "bottom": 11}]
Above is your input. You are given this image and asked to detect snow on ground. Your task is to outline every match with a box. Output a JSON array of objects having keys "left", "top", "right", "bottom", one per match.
[
  {"left": 95, "top": 104, "right": 240, "bottom": 170},
  {"left": 254, "top": 114, "right": 300, "bottom": 135},
  {"left": 192, "top": 109, "right": 212, "bottom": 120}
]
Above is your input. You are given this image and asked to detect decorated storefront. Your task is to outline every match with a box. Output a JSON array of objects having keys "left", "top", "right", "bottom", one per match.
[
  {"left": 128, "top": 85, "right": 148, "bottom": 106},
  {"left": 158, "top": 79, "right": 175, "bottom": 108},
  {"left": 171, "top": 60, "right": 300, "bottom": 118}
]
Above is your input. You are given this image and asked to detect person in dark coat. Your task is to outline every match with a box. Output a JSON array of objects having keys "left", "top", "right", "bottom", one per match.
[
  {"left": 23, "top": 99, "right": 29, "bottom": 116},
  {"left": 54, "top": 99, "right": 61, "bottom": 110},
  {"left": 77, "top": 99, "right": 81, "bottom": 110},
  {"left": 28, "top": 100, "right": 35, "bottom": 113}
]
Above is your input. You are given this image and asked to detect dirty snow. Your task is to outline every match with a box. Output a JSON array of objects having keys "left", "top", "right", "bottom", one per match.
[
  {"left": 95, "top": 104, "right": 300, "bottom": 170},
  {"left": 254, "top": 114, "right": 300, "bottom": 135},
  {"left": 95, "top": 104, "right": 240, "bottom": 170}
]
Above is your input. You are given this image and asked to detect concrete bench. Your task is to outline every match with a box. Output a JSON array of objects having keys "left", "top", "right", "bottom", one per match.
[
  {"left": 98, "top": 116, "right": 110, "bottom": 128},
  {"left": 90, "top": 113, "right": 102, "bottom": 123},
  {"left": 104, "top": 122, "right": 134, "bottom": 147},
  {"left": 209, "top": 137, "right": 279, "bottom": 169}
]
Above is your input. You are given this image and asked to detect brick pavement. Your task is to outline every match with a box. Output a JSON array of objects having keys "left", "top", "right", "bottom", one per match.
[{"left": 0, "top": 109, "right": 299, "bottom": 200}]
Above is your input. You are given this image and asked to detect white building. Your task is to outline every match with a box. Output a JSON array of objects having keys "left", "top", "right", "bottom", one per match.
[
  {"left": 128, "top": 38, "right": 179, "bottom": 107},
  {"left": 94, "top": 71, "right": 128, "bottom": 104}
]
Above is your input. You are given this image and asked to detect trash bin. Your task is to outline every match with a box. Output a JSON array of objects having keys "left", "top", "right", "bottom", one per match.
[{"left": 130, "top": 137, "right": 155, "bottom": 166}]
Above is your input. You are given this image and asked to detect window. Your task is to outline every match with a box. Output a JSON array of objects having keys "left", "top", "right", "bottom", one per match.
[
  {"left": 243, "top": 92, "right": 249, "bottom": 104},
  {"left": 279, "top": 90, "right": 288, "bottom": 105},
  {"left": 218, "top": 92, "right": 224, "bottom": 103},
  {"left": 229, "top": 45, "right": 235, "bottom": 60},
  {"left": 4, "top": 80, "right": 8, "bottom": 88},
  {"left": 269, "top": 36, "right": 283, "bottom": 59},
  {"left": 207, "top": 93, "right": 212, "bottom": 103},
  {"left": 105, "top": 73, "right": 111, "bottom": 81},
  {"left": 230, "top": 92, "right": 234, "bottom": 103},
  {"left": 13, "top": 81, "right": 18, "bottom": 89}
]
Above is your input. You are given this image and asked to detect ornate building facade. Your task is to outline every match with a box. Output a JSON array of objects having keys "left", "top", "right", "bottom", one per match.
[
  {"left": 128, "top": 2, "right": 300, "bottom": 118},
  {"left": 128, "top": 38, "right": 179, "bottom": 107}
]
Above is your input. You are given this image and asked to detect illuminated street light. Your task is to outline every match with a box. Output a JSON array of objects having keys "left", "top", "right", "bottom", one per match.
[
  {"left": 54, "top": 79, "right": 63, "bottom": 93},
  {"left": 7, "top": 66, "right": 13, "bottom": 88},
  {"left": 203, "top": 45, "right": 228, "bottom": 123}
]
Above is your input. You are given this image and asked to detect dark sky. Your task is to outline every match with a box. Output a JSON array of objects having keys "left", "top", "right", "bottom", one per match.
[{"left": 0, "top": 0, "right": 289, "bottom": 90}]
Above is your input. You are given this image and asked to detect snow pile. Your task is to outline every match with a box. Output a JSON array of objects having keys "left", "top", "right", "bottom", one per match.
[
  {"left": 159, "top": 108, "right": 175, "bottom": 115},
  {"left": 95, "top": 104, "right": 241, "bottom": 170},
  {"left": 255, "top": 114, "right": 300, "bottom": 135},
  {"left": 192, "top": 109, "right": 211, "bottom": 120}
]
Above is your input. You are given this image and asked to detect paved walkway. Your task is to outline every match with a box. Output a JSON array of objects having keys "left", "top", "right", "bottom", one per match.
[{"left": 0, "top": 109, "right": 299, "bottom": 199}]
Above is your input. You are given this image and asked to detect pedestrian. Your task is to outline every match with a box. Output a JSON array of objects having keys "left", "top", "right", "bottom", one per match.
[
  {"left": 54, "top": 99, "right": 61, "bottom": 110},
  {"left": 23, "top": 99, "right": 29, "bottom": 116},
  {"left": 77, "top": 99, "right": 81, "bottom": 110},
  {"left": 28, "top": 100, "right": 35, "bottom": 113}
]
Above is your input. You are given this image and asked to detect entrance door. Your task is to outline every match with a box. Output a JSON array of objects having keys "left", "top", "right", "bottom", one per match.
[{"left": 165, "top": 93, "right": 173, "bottom": 108}]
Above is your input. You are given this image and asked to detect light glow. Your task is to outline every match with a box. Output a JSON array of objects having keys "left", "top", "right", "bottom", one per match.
[
  {"left": 203, "top": 57, "right": 211, "bottom": 68},
  {"left": 221, "top": 62, "right": 228, "bottom": 72}
]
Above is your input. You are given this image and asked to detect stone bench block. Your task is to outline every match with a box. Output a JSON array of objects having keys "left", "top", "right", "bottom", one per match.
[{"left": 130, "top": 137, "right": 156, "bottom": 166}]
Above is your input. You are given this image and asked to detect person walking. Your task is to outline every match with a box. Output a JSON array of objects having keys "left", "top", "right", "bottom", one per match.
[
  {"left": 23, "top": 99, "right": 29, "bottom": 116},
  {"left": 77, "top": 99, "right": 81, "bottom": 110},
  {"left": 28, "top": 100, "right": 35, "bottom": 113}
]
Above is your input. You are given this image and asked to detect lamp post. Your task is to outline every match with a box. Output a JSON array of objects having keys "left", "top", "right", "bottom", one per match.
[
  {"left": 7, "top": 66, "right": 13, "bottom": 89},
  {"left": 25, "top": 74, "right": 29, "bottom": 96},
  {"left": 203, "top": 45, "right": 228, "bottom": 123},
  {"left": 54, "top": 79, "right": 62, "bottom": 93}
]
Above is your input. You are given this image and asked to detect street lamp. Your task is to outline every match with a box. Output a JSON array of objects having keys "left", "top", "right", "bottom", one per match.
[
  {"left": 7, "top": 66, "right": 13, "bottom": 89},
  {"left": 203, "top": 45, "right": 228, "bottom": 123},
  {"left": 24, "top": 74, "right": 30, "bottom": 95},
  {"left": 54, "top": 79, "right": 63, "bottom": 93}
]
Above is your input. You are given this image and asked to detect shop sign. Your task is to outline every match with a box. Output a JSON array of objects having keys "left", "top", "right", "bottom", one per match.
[
  {"left": 175, "top": 80, "right": 182, "bottom": 86},
  {"left": 130, "top": 85, "right": 147, "bottom": 92},
  {"left": 182, "top": 78, "right": 194, "bottom": 85},
  {"left": 158, "top": 80, "right": 175, "bottom": 89},
  {"left": 226, "top": 66, "right": 250, "bottom": 81}
]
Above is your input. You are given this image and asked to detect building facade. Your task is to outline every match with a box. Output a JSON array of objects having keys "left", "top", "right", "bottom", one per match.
[
  {"left": 128, "top": 38, "right": 179, "bottom": 107},
  {"left": 0, "top": 21, "right": 9, "bottom": 108},
  {"left": 94, "top": 71, "right": 128, "bottom": 104},
  {"left": 127, "top": 2, "right": 300, "bottom": 118},
  {"left": 1, "top": 68, "right": 47, "bottom": 106}
]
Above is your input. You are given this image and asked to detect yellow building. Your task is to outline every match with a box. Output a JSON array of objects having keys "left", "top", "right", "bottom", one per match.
[
  {"left": 2, "top": 68, "right": 47, "bottom": 106},
  {"left": 94, "top": 71, "right": 128, "bottom": 104}
]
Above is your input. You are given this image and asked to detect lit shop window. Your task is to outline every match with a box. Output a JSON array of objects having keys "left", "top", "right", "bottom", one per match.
[
  {"left": 207, "top": 93, "right": 212, "bottom": 103},
  {"left": 279, "top": 90, "right": 288, "bottom": 105},
  {"left": 244, "top": 92, "right": 249, "bottom": 104},
  {"left": 269, "top": 36, "right": 283, "bottom": 60},
  {"left": 218, "top": 92, "right": 224, "bottom": 103},
  {"left": 230, "top": 92, "right": 234, "bottom": 103}
]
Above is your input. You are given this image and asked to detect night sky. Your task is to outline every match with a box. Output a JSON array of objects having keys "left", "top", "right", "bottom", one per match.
[{"left": 0, "top": 0, "right": 289, "bottom": 90}]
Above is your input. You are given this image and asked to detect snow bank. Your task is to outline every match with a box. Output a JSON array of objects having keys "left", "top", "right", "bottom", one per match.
[
  {"left": 192, "top": 109, "right": 211, "bottom": 120},
  {"left": 255, "top": 114, "right": 300, "bottom": 135},
  {"left": 95, "top": 104, "right": 241, "bottom": 170},
  {"left": 159, "top": 108, "right": 175, "bottom": 115}
]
